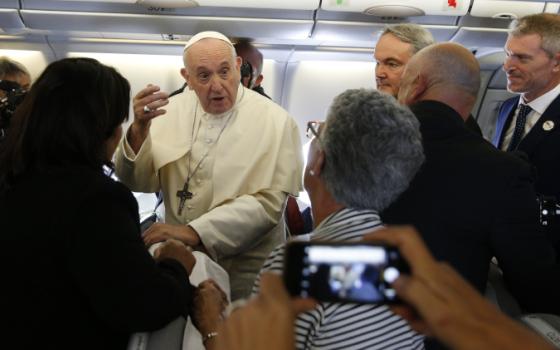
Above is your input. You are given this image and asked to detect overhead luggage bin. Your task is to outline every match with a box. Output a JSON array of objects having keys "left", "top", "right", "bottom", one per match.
[
  {"left": 313, "top": 21, "right": 458, "bottom": 44},
  {"left": 470, "top": 0, "right": 546, "bottom": 19},
  {"left": 50, "top": 0, "right": 321, "bottom": 10},
  {"left": 21, "top": 10, "right": 314, "bottom": 39},
  {"left": 321, "top": 0, "right": 469, "bottom": 17},
  {"left": 0, "top": 9, "right": 26, "bottom": 34}
]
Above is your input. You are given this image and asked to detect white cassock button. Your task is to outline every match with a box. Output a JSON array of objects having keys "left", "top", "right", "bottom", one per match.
[
  {"left": 187, "top": 205, "right": 193, "bottom": 210},
  {"left": 196, "top": 179, "right": 202, "bottom": 184},
  {"left": 543, "top": 120, "right": 555, "bottom": 131},
  {"left": 208, "top": 125, "right": 214, "bottom": 129},
  {"left": 205, "top": 138, "right": 213, "bottom": 144}
]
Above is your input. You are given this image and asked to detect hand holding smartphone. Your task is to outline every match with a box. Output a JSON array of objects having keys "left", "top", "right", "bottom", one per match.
[{"left": 283, "top": 241, "right": 409, "bottom": 304}]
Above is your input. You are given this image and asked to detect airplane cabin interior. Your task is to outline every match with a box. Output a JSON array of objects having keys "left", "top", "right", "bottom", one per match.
[{"left": 1, "top": 1, "right": 560, "bottom": 349}]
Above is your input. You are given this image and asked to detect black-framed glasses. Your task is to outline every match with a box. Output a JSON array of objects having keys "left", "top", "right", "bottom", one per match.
[{"left": 306, "top": 121, "right": 324, "bottom": 140}]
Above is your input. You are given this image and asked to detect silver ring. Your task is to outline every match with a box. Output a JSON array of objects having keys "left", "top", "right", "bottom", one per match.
[{"left": 143, "top": 105, "right": 151, "bottom": 113}]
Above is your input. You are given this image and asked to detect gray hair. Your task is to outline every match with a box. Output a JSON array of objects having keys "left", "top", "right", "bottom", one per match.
[
  {"left": 509, "top": 13, "right": 560, "bottom": 57},
  {"left": 381, "top": 23, "right": 435, "bottom": 54},
  {"left": 0, "top": 57, "right": 29, "bottom": 80},
  {"left": 321, "top": 89, "right": 424, "bottom": 211}
]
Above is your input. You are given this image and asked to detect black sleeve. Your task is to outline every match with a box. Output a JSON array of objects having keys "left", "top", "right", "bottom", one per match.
[
  {"left": 491, "top": 161, "right": 560, "bottom": 313},
  {"left": 65, "top": 181, "right": 194, "bottom": 332}
]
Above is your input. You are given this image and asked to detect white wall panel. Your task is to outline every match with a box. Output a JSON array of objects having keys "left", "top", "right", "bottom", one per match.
[{"left": 282, "top": 60, "right": 376, "bottom": 142}]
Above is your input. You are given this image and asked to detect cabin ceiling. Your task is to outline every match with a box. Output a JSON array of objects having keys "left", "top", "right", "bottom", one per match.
[{"left": 1, "top": 0, "right": 560, "bottom": 58}]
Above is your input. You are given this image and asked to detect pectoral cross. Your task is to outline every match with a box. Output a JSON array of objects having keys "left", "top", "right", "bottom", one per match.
[{"left": 176, "top": 181, "right": 193, "bottom": 216}]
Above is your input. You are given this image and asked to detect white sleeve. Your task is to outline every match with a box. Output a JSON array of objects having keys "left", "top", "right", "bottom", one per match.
[
  {"left": 114, "top": 127, "right": 160, "bottom": 193},
  {"left": 189, "top": 189, "right": 286, "bottom": 260}
]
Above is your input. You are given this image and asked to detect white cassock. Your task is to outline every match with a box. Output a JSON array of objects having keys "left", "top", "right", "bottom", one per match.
[{"left": 115, "top": 85, "right": 303, "bottom": 300}]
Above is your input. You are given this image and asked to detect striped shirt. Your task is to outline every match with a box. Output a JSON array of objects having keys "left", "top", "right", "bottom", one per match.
[{"left": 255, "top": 208, "right": 425, "bottom": 350}]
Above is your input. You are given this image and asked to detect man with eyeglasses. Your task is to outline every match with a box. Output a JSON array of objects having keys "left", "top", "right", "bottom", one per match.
[{"left": 256, "top": 88, "right": 425, "bottom": 350}]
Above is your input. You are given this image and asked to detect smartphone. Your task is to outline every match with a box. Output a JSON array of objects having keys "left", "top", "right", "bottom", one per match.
[{"left": 284, "top": 241, "right": 409, "bottom": 304}]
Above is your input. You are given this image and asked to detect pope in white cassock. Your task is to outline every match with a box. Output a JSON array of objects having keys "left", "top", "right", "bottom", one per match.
[{"left": 115, "top": 31, "right": 303, "bottom": 300}]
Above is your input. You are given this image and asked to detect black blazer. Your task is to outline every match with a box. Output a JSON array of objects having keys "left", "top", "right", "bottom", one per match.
[
  {"left": 0, "top": 166, "right": 193, "bottom": 349},
  {"left": 493, "top": 95, "right": 560, "bottom": 200},
  {"left": 382, "top": 100, "right": 559, "bottom": 313}
]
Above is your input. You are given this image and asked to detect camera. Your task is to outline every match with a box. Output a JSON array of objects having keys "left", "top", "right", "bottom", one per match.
[
  {"left": 0, "top": 80, "right": 27, "bottom": 142},
  {"left": 284, "top": 241, "right": 409, "bottom": 304},
  {"left": 240, "top": 61, "right": 254, "bottom": 88},
  {"left": 538, "top": 195, "right": 560, "bottom": 227}
]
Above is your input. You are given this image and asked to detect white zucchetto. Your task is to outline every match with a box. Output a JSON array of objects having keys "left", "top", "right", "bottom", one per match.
[{"left": 183, "top": 31, "right": 234, "bottom": 52}]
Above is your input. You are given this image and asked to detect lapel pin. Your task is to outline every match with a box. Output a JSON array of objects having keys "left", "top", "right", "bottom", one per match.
[{"left": 543, "top": 120, "right": 555, "bottom": 131}]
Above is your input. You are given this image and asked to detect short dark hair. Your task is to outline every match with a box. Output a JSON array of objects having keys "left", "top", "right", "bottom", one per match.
[
  {"left": 0, "top": 57, "right": 130, "bottom": 192},
  {"left": 234, "top": 39, "right": 264, "bottom": 76},
  {"left": 0, "top": 56, "right": 30, "bottom": 80}
]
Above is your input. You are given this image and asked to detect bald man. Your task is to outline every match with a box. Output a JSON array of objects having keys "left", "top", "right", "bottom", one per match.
[
  {"left": 382, "top": 43, "right": 559, "bottom": 315},
  {"left": 115, "top": 31, "right": 303, "bottom": 300}
]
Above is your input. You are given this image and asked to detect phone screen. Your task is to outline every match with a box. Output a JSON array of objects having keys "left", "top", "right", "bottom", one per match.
[{"left": 284, "top": 242, "right": 407, "bottom": 304}]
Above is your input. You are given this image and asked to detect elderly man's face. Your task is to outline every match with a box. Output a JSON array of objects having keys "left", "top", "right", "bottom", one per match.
[
  {"left": 503, "top": 33, "right": 560, "bottom": 102},
  {"left": 184, "top": 39, "right": 241, "bottom": 114},
  {"left": 374, "top": 33, "right": 414, "bottom": 97}
]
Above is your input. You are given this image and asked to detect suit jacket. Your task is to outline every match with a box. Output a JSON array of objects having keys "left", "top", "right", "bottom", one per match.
[
  {"left": 0, "top": 166, "right": 193, "bottom": 350},
  {"left": 493, "top": 95, "right": 560, "bottom": 200},
  {"left": 382, "top": 100, "right": 559, "bottom": 314}
]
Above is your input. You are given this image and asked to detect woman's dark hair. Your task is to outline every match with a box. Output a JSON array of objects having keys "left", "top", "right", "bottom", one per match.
[{"left": 0, "top": 57, "right": 130, "bottom": 192}]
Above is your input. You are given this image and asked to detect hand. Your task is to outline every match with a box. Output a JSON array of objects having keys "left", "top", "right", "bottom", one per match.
[
  {"left": 153, "top": 238, "right": 196, "bottom": 275},
  {"left": 215, "top": 273, "right": 316, "bottom": 350},
  {"left": 143, "top": 223, "right": 201, "bottom": 247},
  {"left": 363, "top": 226, "right": 554, "bottom": 350},
  {"left": 128, "top": 84, "right": 169, "bottom": 152},
  {"left": 192, "top": 279, "right": 228, "bottom": 338}
]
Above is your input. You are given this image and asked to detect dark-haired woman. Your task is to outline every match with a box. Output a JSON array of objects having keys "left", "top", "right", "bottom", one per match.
[{"left": 0, "top": 58, "right": 204, "bottom": 349}]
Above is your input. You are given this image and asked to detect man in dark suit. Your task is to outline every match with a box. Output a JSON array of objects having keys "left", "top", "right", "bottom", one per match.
[
  {"left": 493, "top": 13, "right": 560, "bottom": 253},
  {"left": 382, "top": 42, "right": 559, "bottom": 315}
]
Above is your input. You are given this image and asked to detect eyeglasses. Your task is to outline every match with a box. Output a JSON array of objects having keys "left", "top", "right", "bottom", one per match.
[{"left": 306, "top": 121, "right": 324, "bottom": 140}]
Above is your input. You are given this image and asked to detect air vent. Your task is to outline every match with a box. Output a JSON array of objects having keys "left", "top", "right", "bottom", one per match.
[
  {"left": 137, "top": 0, "right": 198, "bottom": 8},
  {"left": 364, "top": 5, "right": 425, "bottom": 17},
  {"left": 492, "top": 13, "right": 517, "bottom": 20}
]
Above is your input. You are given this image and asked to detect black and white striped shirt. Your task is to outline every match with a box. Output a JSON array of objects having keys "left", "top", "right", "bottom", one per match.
[{"left": 255, "top": 208, "right": 425, "bottom": 350}]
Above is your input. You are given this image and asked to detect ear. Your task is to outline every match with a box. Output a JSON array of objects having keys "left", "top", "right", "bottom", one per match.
[
  {"left": 552, "top": 52, "right": 560, "bottom": 73},
  {"left": 406, "top": 74, "right": 427, "bottom": 105},
  {"left": 180, "top": 68, "right": 193, "bottom": 90},
  {"left": 235, "top": 56, "right": 242, "bottom": 70},
  {"left": 255, "top": 74, "right": 264, "bottom": 87},
  {"left": 310, "top": 148, "right": 326, "bottom": 177}
]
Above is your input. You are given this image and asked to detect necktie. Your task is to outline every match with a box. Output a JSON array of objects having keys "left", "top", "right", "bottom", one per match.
[{"left": 507, "top": 104, "right": 532, "bottom": 151}]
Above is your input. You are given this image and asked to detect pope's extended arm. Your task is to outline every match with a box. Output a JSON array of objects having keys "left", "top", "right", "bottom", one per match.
[
  {"left": 189, "top": 189, "right": 286, "bottom": 260},
  {"left": 114, "top": 128, "right": 160, "bottom": 193}
]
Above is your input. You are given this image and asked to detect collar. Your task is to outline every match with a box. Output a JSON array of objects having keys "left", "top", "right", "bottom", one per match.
[
  {"left": 314, "top": 207, "right": 380, "bottom": 231},
  {"left": 521, "top": 83, "right": 560, "bottom": 115},
  {"left": 409, "top": 100, "right": 467, "bottom": 139}
]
